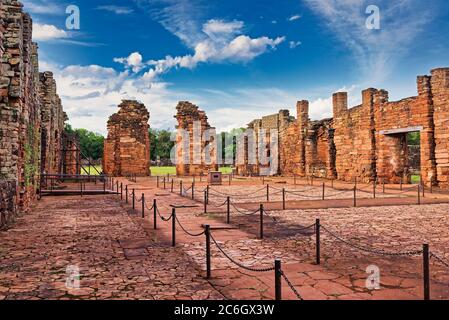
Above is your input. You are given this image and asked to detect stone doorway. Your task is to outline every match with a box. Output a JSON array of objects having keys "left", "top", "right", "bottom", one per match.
[{"left": 406, "top": 132, "right": 421, "bottom": 184}]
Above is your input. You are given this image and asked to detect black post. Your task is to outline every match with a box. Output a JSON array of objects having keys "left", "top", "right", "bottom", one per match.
[
  {"left": 262, "top": 176, "right": 265, "bottom": 185},
  {"left": 180, "top": 180, "right": 183, "bottom": 196},
  {"left": 116, "top": 181, "right": 119, "bottom": 195},
  {"left": 423, "top": 244, "right": 430, "bottom": 300},
  {"left": 120, "top": 182, "right": 123, "bottom": 199},
  {"left": 267, "top": 184, "right": 270, "bottom": 202},
  {"left": 80, "top": 180, "right": 83, "bottom": 197},
  {"left": 171, "top": 179, "right": 174, "bottom": 193},
  {"left": 373, "top": 180, "right": 376, "bottom": 199},
  {"left": 316, "top": 219, "right": 321, "bottom": 265},
  {"left": 191, "top": 183, "right": 195, "bottom": 200},
  {"left": 172, "top": 208, "right": 176, "bottom": 247},
  {"left": 163, "top": 177, "right": 166, "bottom": 189},
  {"left": 322, "top": 183, "right": 325, "bottom": 200},
  {"left": 204, "top": 191, "right": 207, "bottom": 214},
  {"left": 418, "top": 185, "right": 421, "bottom": 205},
  {"left": 282, "top": 188, "right": 286, "bottom": 210},
  {"left": 112, "top": 178, "right": 114, "bottom": 191},
  {"left": 275, "top": 259, "right": 282, "bottom": 301},
  {"left": 153, "top": 199, "right": 157, "bottom": 229},
  {"left": 132, "top": 189, "right": 135, "bottom": 210},
  {"left": 422, "top": 182, "right": 425, "bottom": 198},
  {"left": 125, "top": 185, "right": 128, "bottom": 203},
  {"left": 382, "top": 179, "right": 386, "bottom": 194},
  {"left": 260, "top": 204, "right": 264, "bottom": 239},
  {"left": 206, "top": 185, "right": 210, "bottom": 205},
  {"left": 205, "top": 225, "right": 211, "bottom": 279},
  {"left": 353, "top": 186, "right": 357, "bottom": 207},
  {"left": 141, "top": 193, "right": 145, "bottom": 218},
  {"left": 229, "top": 174, "right": 231, "bottom": 186},
  {"left": 331, "top": 178, "right": 334, "bottom": 189},
  {"left": 227, "top": 197, "right": 231, "bottom": 224},
  {"left": 157, "top": 176, "right": 159, "bottom": 188},
  {"left": 294, "top": 175, "right": 296, "bottom": 186}
]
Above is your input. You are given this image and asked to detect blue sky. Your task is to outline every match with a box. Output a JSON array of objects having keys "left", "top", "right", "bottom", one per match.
[{"left": 24, "top": 0, "right": 449, "bottom": 135}]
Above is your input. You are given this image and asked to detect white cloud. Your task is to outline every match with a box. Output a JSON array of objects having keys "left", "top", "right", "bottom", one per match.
[
  {"left": 96, "top": 5, "right": 134, "bottom": 15},
  {"left": 33, "top": 23, "right": 68, "bottom": 41},
  {"left": 289, "top": 41, "right": 301, "bottom": 49},
  {"left": 202, "top": 19, "right": 244, "bottom": 40},
  {"left": 289, "top": 15, "right": 301, "bottom": 21},
  {"left": 304, "top": 0, "right": 439, "bottom": 85},
  {"left": 22, "top": 0, "right": 64, "bottom": 15},
  {"left": 114, "top": 52, "right": 144, "bottom": 72}
]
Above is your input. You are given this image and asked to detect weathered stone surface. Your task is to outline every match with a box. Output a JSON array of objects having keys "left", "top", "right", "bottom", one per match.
[{"left": 103, "top": 100, "right": 151, "bottom": 177}]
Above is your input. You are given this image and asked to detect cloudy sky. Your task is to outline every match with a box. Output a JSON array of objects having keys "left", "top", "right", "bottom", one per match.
[{"left": 24, "top": 0, "right": 449, "bottom": 135}]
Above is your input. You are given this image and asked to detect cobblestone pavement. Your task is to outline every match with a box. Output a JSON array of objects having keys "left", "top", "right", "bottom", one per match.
[{"left": 0, "top": 194, "right": 223, "bottom": 300}]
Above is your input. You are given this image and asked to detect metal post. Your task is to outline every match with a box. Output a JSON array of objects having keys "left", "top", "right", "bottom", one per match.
[
  {"left": 282, "top": 188, "right": 286, "bottom": 210},
  {"left": 157, "top": 176, "right": 159, "bottom": 188},
  {"left": 191, "top": 183, "right": 195, "bottom": 200},
  {"left": 120, "top": 183, "right": 123, "bottom": 200},
  {"left": 205, "top": 225, "right": 211, "bottom": 279},
  {"left": 172, "top": 208, "right": 176, "bottom": 247},
  {"left": 382, "top": 179, "right": 385, "bottom": 194},
  {"left": 322, "top": 183, "right": 325, "bottom": 200},
  {"left": 316, "top": 219, "right": 320, "bottom": 265},
  {"left": 206, "top": 185, "right": 210, "bottom": 205},
  {"left": 153, "top": 199, "right": 157, "bottom": 229},
  {"left": 275, "top": 259, "right": 282, "bottom": 301},
  {"left": 423, "top": 243, "right": 430, "bottom": 300},
  {"left": 422, "top": 182, "right": 425, "bottom": 198},
  {"left": 80, "top": 180, "right": 83, "bottom": 197},
  {"left": 171, "top": 179, "right": 174, "bottom": 193},
  {"left": 331, "top": 178, "right": 334, "bottom": 189},
  {"left": 294, "top": 175, "right": 296, "bottom": 186},
  {"left": 132, "top": 189, "right": 135, "bottom": 210},
  {"left": 112, "top": 178, "right": 114, "bottom": 191},
  {"left": 267, "top": 184, "right": 270, "bottom": 202},
  {"left": 141, "top": 193, "right": 145, "bottom": 218},
  {"left": 229, "top": 174, "right": 231, "bottom": 186},
  {"left": 204, "top": 191, "right": 207, "bottom": 214},
  {"left": 260, "top": 204, "right": 264, "bottom": 239},
  {"left": 116, "top": 181, "right": 119, "bottom": 195},
  {"left": 125, "top": 185, "right": 128, "bottom": 203},
  {"left": 180, "top": 180, "right": 183, "bottom": 196},
  {"left": 163, "top": 177, "right": 166, "bottom": 189},
  {"left": 373, "top": 180, "right": 376, "bottom": 199},
  {"left": 353, "top": 186, "right": 357, "bottom": 207},
  {"left": 418, "top": 185, "right": 421, "bottom": 205},
  {"left": 262, "top": 176, "right": 265, "bottom": 185},
  {"left": 227, "top": 197, "right": 231, "bottom": 224}
]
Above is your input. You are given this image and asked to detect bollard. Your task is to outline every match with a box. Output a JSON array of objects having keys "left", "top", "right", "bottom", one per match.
[
  {"left": 322, "top": 183, "right": 325, "bottom": 200},
  {"left": 423, "top": 244, "right": 430, "bottom": 300},
  {"left": 262, "top": 176, "right": 265, "bottom": 185},
  {"left": 125, "top": 185, "right": 128, "bottom": 203},
  {"left": 275, "top": 259, "right": 282, "bottom": 301},
  {"left": 260, "top": 204, "right": 264, "bottom": 239},
  {"left": 282, "top": 188, "right": 286, "bottom": 210},
  {"left": 204, "top": 190, "right": 207, "bottom": 214},
  {"left": 400, "top": 177, "right": 403, "bottom": 191},
  {"left": 80, "top": 180, "right": 83, "bottom": 197},
  {"left": 172, "top": 208, "right": 176, "bottom": 247},
  {"left": 373, "top": 180, "right": 376, "bottom": 199},
  {"left": 132, "top": 189, "right": 135, "bottom": 210},
  {"left": 418, "top": 185, "right": 421, "bottom": 205},
  {"left": 141, "top": 193, "right": 145, "bottom": 218},
  {"left": 180, "top": 180, "right": 183, "bottom": 196},
  {"left": 163, "top": 177, "right": 166, "bottom": 189},
  {"left": 422, "top": 182, "right": 425, "bottom": 198},
  {"left": 267, "top": 184, "right": 270, "bottom": 202},
  {"left": 229, "top": 174, "right": 231, "bottom": 186},
  {"left": 331, "top": 178, "right": 334, "bottom": 189},
  {"left": 157, "top": 176, "right": 160, "bottom": 188},
  {"left": 120, "top": 183, "right": 123, "bottom": 200},
  {"left": 103, "top": 179, "right": 106, "bottom": 194},
  {"left": 116, "top": 181, "right": 119, "bottom": 195},
  {"left": 112, "top": 178, "right": 114, "bottom": 191},
  {"left": 153, "top": 199, "right": 157, "bottom": 229},
  {"left": 382, "top": 179, "right": 385, "bottom": 194},
  {"left": 316, "top": 219, "right": 321, "bottom": 265},
  {"left": 171, "top": 179, "right": 174, "bottom": 193},
  {"left": 353, "top": 186, "right": 357, "bottom": 207},
  {"left": 206, "top": 185, "right": 210, "bottom": 205},
  {"left": 191, "top": 183, "right": 195, "bottom": 200},
  {"left": 205, "top": 225, "right": 211, "bottom": 279},
  {"left": 227, "top": 197, "right": 231, "bottom": 224}
]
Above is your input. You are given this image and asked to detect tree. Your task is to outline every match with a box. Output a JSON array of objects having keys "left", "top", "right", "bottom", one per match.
[
  {"left": 149, "top": 128, "right": 175, "bottom": 161},
  {"left": 64, "top": 124, "right": 104, "bottom": 160}
]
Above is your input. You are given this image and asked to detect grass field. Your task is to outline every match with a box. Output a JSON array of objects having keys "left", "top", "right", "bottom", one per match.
[
  {"left": 150, "top": 166, "right": 233, "bottom": 175},
  {"left": 81, "top": 165, "right": 103, "bottom": 175}
]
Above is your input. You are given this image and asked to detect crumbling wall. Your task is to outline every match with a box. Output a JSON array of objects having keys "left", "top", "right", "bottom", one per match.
[
  {"left": 0, "top": 180, "right": 17, "bottom": 229},
  {"left": 174, "top": 101, "right": 218, "bottom": 176},
  {"left": 103, "top": 100, "right": 151, "bottom": 176}
]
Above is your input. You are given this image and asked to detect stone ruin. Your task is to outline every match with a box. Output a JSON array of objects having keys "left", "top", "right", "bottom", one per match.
[
  {"left": 103, "top": 100, "right": 151, "bottom": 177},
  {"left": 174, "top": 101, "right": 218, "bottom": 176},
  {"left": 0, "top": 1, "right": 77, "bottom": 228},
  {"left": 238, "top": 68, "right": 449, "bottom": 188}
]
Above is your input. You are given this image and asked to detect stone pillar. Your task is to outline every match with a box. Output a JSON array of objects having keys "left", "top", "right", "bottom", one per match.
[
  {"left": 431, "top": 68, "right": 449, "bottom": 188},
  {"left": 296, "top": 100, "right": 309, "bottom": 176},
  {"left": 332, "top": 92, "right": 348, "bottom": 118},
  {"left": 103, "top": 100, "right": 151, "bottom": 176}
]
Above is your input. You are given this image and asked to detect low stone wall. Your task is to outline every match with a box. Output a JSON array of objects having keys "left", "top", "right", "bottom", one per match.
[{"left": 0, "top": 180, "right": 17, "bottom": 229}]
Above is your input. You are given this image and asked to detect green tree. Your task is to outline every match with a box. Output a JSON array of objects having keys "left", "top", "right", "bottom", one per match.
[
  {"left": 65, "top": 124, "right": 104, "bottom": 160},
  {"left": 149, "top": 128, "right": 175, "bottom": 161}
]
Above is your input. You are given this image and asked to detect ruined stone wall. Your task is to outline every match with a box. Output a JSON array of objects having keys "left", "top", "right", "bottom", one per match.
[
  {"left": 103, "top": 100, "right": 151, "bottom": 176},
  {"left": 0, "top": 1, "right": 70, "bottom": 217},
  {"left": 0, "top": 180, "right": 17, "bottom": 229},
  {"left": 174, "top": 101, "right": 217, "bottom": 176}
]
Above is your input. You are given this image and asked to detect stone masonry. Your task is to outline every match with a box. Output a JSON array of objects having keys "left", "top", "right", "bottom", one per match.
[
  {"left": 174, "top": 101, "right": 218, "bottom": 176},
  {"left": 238, "top": 68, "right": 449, "bottom": 188},
  {"left": 0, "top": 1, "right": 73, "bottom": 227},
  {"left": 103, "top": 100, "right": 151, "bottom": 177}
]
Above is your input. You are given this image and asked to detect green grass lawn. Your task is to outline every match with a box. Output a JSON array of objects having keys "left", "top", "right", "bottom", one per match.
[
  {"left": 411, "top": 174, "right": 421, "bottom": 184},
  {"left": 150, "top": 166, "right": 233, "bottom": 176}
]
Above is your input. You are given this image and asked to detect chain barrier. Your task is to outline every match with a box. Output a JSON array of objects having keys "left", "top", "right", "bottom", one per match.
[
  {"left": 206, "top": 199, "right": 229, "bottom": 208},
  {"left": 144, "top": 200, "right": 154, "bottom": 211},
  {"left": 321, "top": 226, "right": 423, "bottom": 257},
  {"left": 229, "top": 201, "right": 260, "bottom": 216},
  {"left": 175, "top": 216, "right": 206, "bottom": 237},
  {"left": 430, "top": 252, "right": 449, "bottom": 269},
  {"left": 156, "top": 207, "right": 174, "bottom": 222},
  {"left": 280, "top": 270, "right": 303, "bottom": 300},
  {"left": 210, "top": 233, "right": 275, "bottom": 272},
  {"left": 208, "top": 186, "right": 267, "bottom": 198}
]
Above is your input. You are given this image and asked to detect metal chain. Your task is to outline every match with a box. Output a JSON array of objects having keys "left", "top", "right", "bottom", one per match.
[
  {"left": 321, "top": 226, "right": 423, "bottom": 257},
  {"left": 207, "top": 199, "right": 229, "bottom": 208},
  {"left": 430, "top": 252, "right": 449, "bottom": 269},
  {"left": 280, "top": 270, "right": 303, "bottom": 300},
  {"left": 210, "top": 233, "right": 275, "bottom": 272},
  {"left": 229, "top": 202, "right": 260, "bottom": 215},
  {"left": 144, "top": 200, "right": 154, "bottom": 211},
  {"left": 208, "top": 186, "right": 267, "bottom": 198},
  {"left": 175, "top": 216, "right": 206, "bottom": 237}
]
